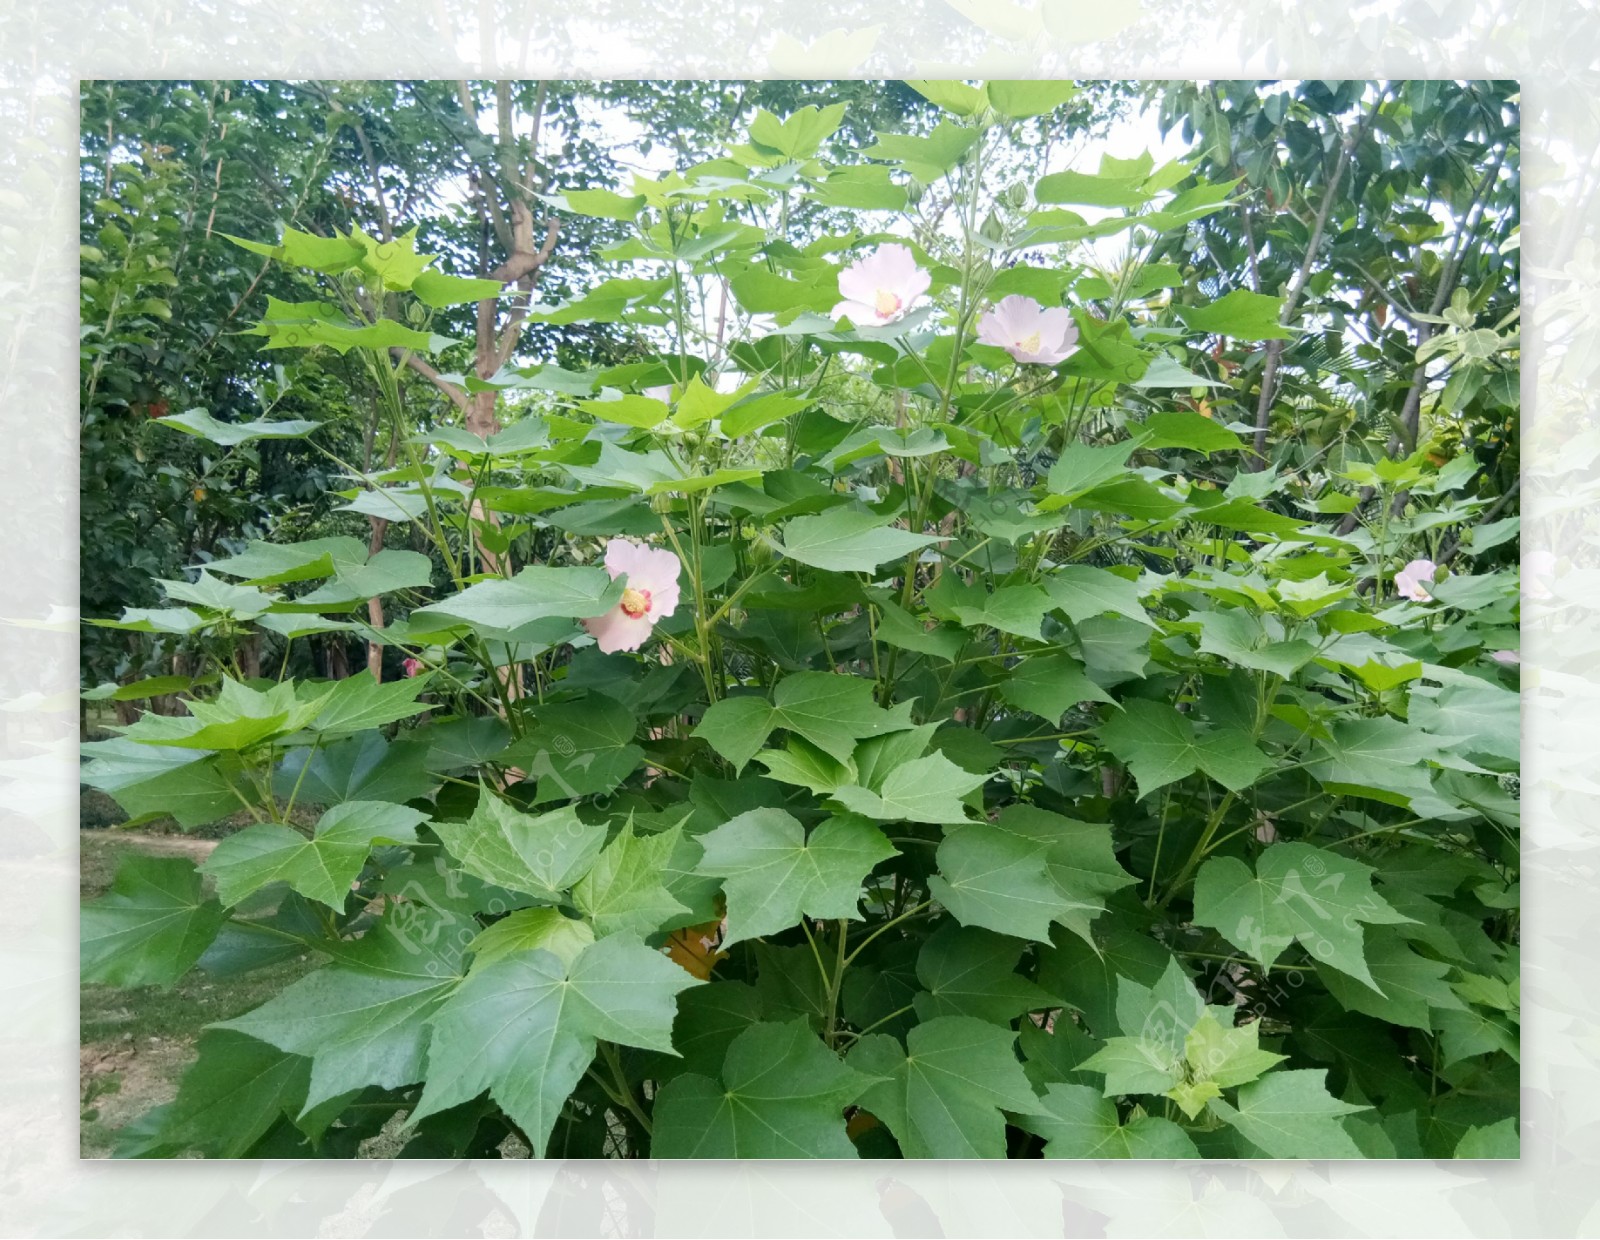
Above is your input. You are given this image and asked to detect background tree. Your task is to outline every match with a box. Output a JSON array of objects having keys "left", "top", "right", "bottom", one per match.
[{"left": 1153, "top": 80, "right": 1519, "bottom": 532}]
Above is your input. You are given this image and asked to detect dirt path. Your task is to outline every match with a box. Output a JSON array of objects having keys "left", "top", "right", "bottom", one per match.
[
  {"left": 82, "top": 828, "right": 217, "bottom": 859},
  {"left": 80, "top": 829, "right": 216, "bottom": 901}
]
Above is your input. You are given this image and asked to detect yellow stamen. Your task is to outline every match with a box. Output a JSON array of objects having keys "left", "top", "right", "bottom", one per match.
[
  {"left": 1017, "top": 332, "right": 1042, "bottom": 355},
  {"left": 620, "top": 586, "right": 650, "bottom": 618},
  {"left": 874, "top": 289, "right": 902, "bottom": 318}
]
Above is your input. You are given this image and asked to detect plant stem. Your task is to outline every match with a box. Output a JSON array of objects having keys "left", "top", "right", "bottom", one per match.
[
  {"left": 598, "top": 1040, "right": 652, "bottom": 1138},
  {"left": 843, "top": 900, "right": 932, "bottom": 969},
  {"left": 823, "top": 918, "right": 850, "bottom": 1046}
]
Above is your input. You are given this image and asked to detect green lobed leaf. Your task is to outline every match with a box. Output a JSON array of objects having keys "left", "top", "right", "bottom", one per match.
[
  {"left": 773, "top": 506, "right": 942, "bottom": 574},
  {"left": 410, "top": 935, "right": 699, "bottom": 1156},
  {"left": 273, "top": 732, "right": 436, "bottom": 806},
  {"left": 216, "top": 943, "right": 465, "bottom": 1111},
  {"left": 1001, "top": 654, "right": 1115, "bottom": 719},
  {"left": 410, "top": 565, "right": 624, "bottom": 634},
  {"left": 985, "top": 80, "right": 1079, "bottom": 119},
  {"left": 830, "top": 751, "right": 987, "bottom": 824},
  {"left": 412, "top": 268, "right": 503, "bottom": 307},
  {"left": 81, "top": 854, "right": 227, "bottom": 987},
  {"left": 202, "top": 800, "right": 430, "bottom": 910},
  {"left": 1014, "top": 1083, "right": 1200, "bottom": 1157},
  {"left": 1314, "top": 927, "right": 1467, "bottom": 1030},
  {"left": 1192, "top": 842, "right": 1414, "bottom": 987},
  {"left": 748, "top": 102, "right": 847, "bottom": 160},
  {"left": 1041, "top": 565, "right": 1156, "bottom": 628},
  {"left": 912, "top": 922, "right": 1053, "bottom": 1023},
  {"left": 301, "top": 671, "right": 434, "bottom": 737},
  {"left": 431, "top": 785, "right": 607, "bottom": 901},
  {"left": 81, "top": 741, "right": 245, "bottom": 829},
  {"left": 930, "top": 818, "right": 1106, "bottom": 945},
  {"left": 1174, "top": 289, "right": 1295, "bottom": 341},
  {"left": 1141, "top": 410, "right": 1244, "bottom": 453},
  {"left": 136, "top": 1029, "right": 313, "bottom": 1157},
  {"left": 1193, "top": 610, "right": 1318, "bottom": 679},
  {"left": 694, "top": 671, "right": 918, "bottom": 770},
  {"left": 1099, "top": 699, "right": 1270, "bottom": 798},
  {"left": 468, "top": 907, "right": 596, "bottom": 970},
  {"left": 1305, "top": 716, "right": 1449, "bottom": 807},
  {"left": 865, "top": 121, "right": 979, "bottom": 183},
  {"left": 116, "top": 678, "right": 325, "bottom": 752},
  {"left": 1207, "top": 1069, "right": 1368, "bottom": 1158},
  {"left": 1455, "top": 1117, "right": 1518, "bottom": 1159},
  {"left": 155, "top": 408, "right": 323, "bottom": 446},
  {"left": 694, "top": 809, "right": 897, "bottom": 945},
  {"left": 652, "top": 1018, "right": 872, "bottom": 1157},
  {"left": 500, "top": 695, "right": 645, "bottom": 805},
  {"left": 850, "top": 1016, "right": 1045, "bottom": 1158},
  {"left": 573, "top": 822, "right": 691, "bottom": 938}
]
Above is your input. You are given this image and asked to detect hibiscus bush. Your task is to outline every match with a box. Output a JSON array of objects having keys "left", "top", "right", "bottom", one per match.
[{"left": 82, "top": 81, "right": 1521, "bottom": 1160}]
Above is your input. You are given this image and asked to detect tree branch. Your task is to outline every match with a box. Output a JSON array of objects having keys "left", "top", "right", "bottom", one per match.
[
  {"left": 1249, "top": 96, "right": 1379, "bottom": 467},
  {"left": 395, "top": 350, "right": 471, "bottom": 413},
  {"left": 491, "top": 218, "right": 559, "bottom": 369},
  {"left": 349, "top": 115, "right": 393, "bottom": 243},
  {"left": 456, "top": 79, "right": 512, "bottom": 252}
]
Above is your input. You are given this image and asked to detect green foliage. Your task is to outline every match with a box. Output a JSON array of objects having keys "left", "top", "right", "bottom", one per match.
[
  {"left": 413, "top": 936, "right": 696, "bottom": 1156},
  {"left": 653, "top": 1019, "right": 872, "bottom": 1157},
  {"left": 80, "top": 855, "right": 228, "bottom": 988},
  {"left": 82, "top": 77, "right": 1519, "bottom": 1162}
]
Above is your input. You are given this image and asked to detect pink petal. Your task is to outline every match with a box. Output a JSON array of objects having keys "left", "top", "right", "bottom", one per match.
[
  {"left": 599, "top": 539, "right": 682, "bottom": 618},
  {"left": 603, "top": 538, "right": 654, "bottom": 582},
  {"left": 628, "top": 544, "right": 682, "bottom": 612},
  {"left": 1394, "top": 559, "right": 1436, "bottom": 601},
  {"left": 837, "top": 266, "right": 878, "bottom": 305},
  {"left": 1394, "top": 558, "right": 1437, "bottom": 601},
  {"left": 995, "top": 294, "right": 1044, "bottom": 335},
  {"left": 868, "top": 243, "right": 915, "bottom": 281},
  {"left": 583, "top": 606, "right": 655, "bottom": 653},
  {"left": 901, "top": 262, "right": 932, "bottom": 303},
  {"left": 832, "top": 298, "right": 884, "bottom": 324},
  {"left": 834, "top": 245, "right": 927, "bottom": 325},
  {"left": 976, "top": 308, "right": 1009, "bottom": 347},
  {"left": 1039, "top": 307, "right": 1077, "bottom": 349}
]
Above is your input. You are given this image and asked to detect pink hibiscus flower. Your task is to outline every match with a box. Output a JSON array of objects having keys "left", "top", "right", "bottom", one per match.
[
  {"left": 1394, "top": 558, "right": 1437, "bottom": 602},
  {"left": 583, "top": 538, "right": 682, "bottom": 654},
  {"left": 977, "top": 294, "right": 1078, "bottom": 365},
  {"left": 832, "top": 244, "right": 930, "bottom": 327}
]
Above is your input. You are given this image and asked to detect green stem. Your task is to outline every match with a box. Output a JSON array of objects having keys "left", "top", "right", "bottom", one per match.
[
  {"left": 836, "top": 1003, "right": 916, "bottom": 1046},
  {"left": 801, "top": 918, "right": 832, "bottom": 990},
  {"left": 843, "top": 900, "right": 932, "bottom": 969},
  {"left": 598, "top": 1040, "right": 653, "bottom": 1137},
  {"left": 280, "top": 733, "right": 323, "bottom": 823},
  {"left": 1157, "top": 791, "right": 1236, "bottom": 910},
  {"left": 823, "top": 918, "right": 849, "bottom": 1046}
]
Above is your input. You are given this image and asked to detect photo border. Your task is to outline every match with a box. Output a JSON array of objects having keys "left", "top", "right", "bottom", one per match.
[{"left": 2, "top": 2, "right": 1579, "bottom": 1232}]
